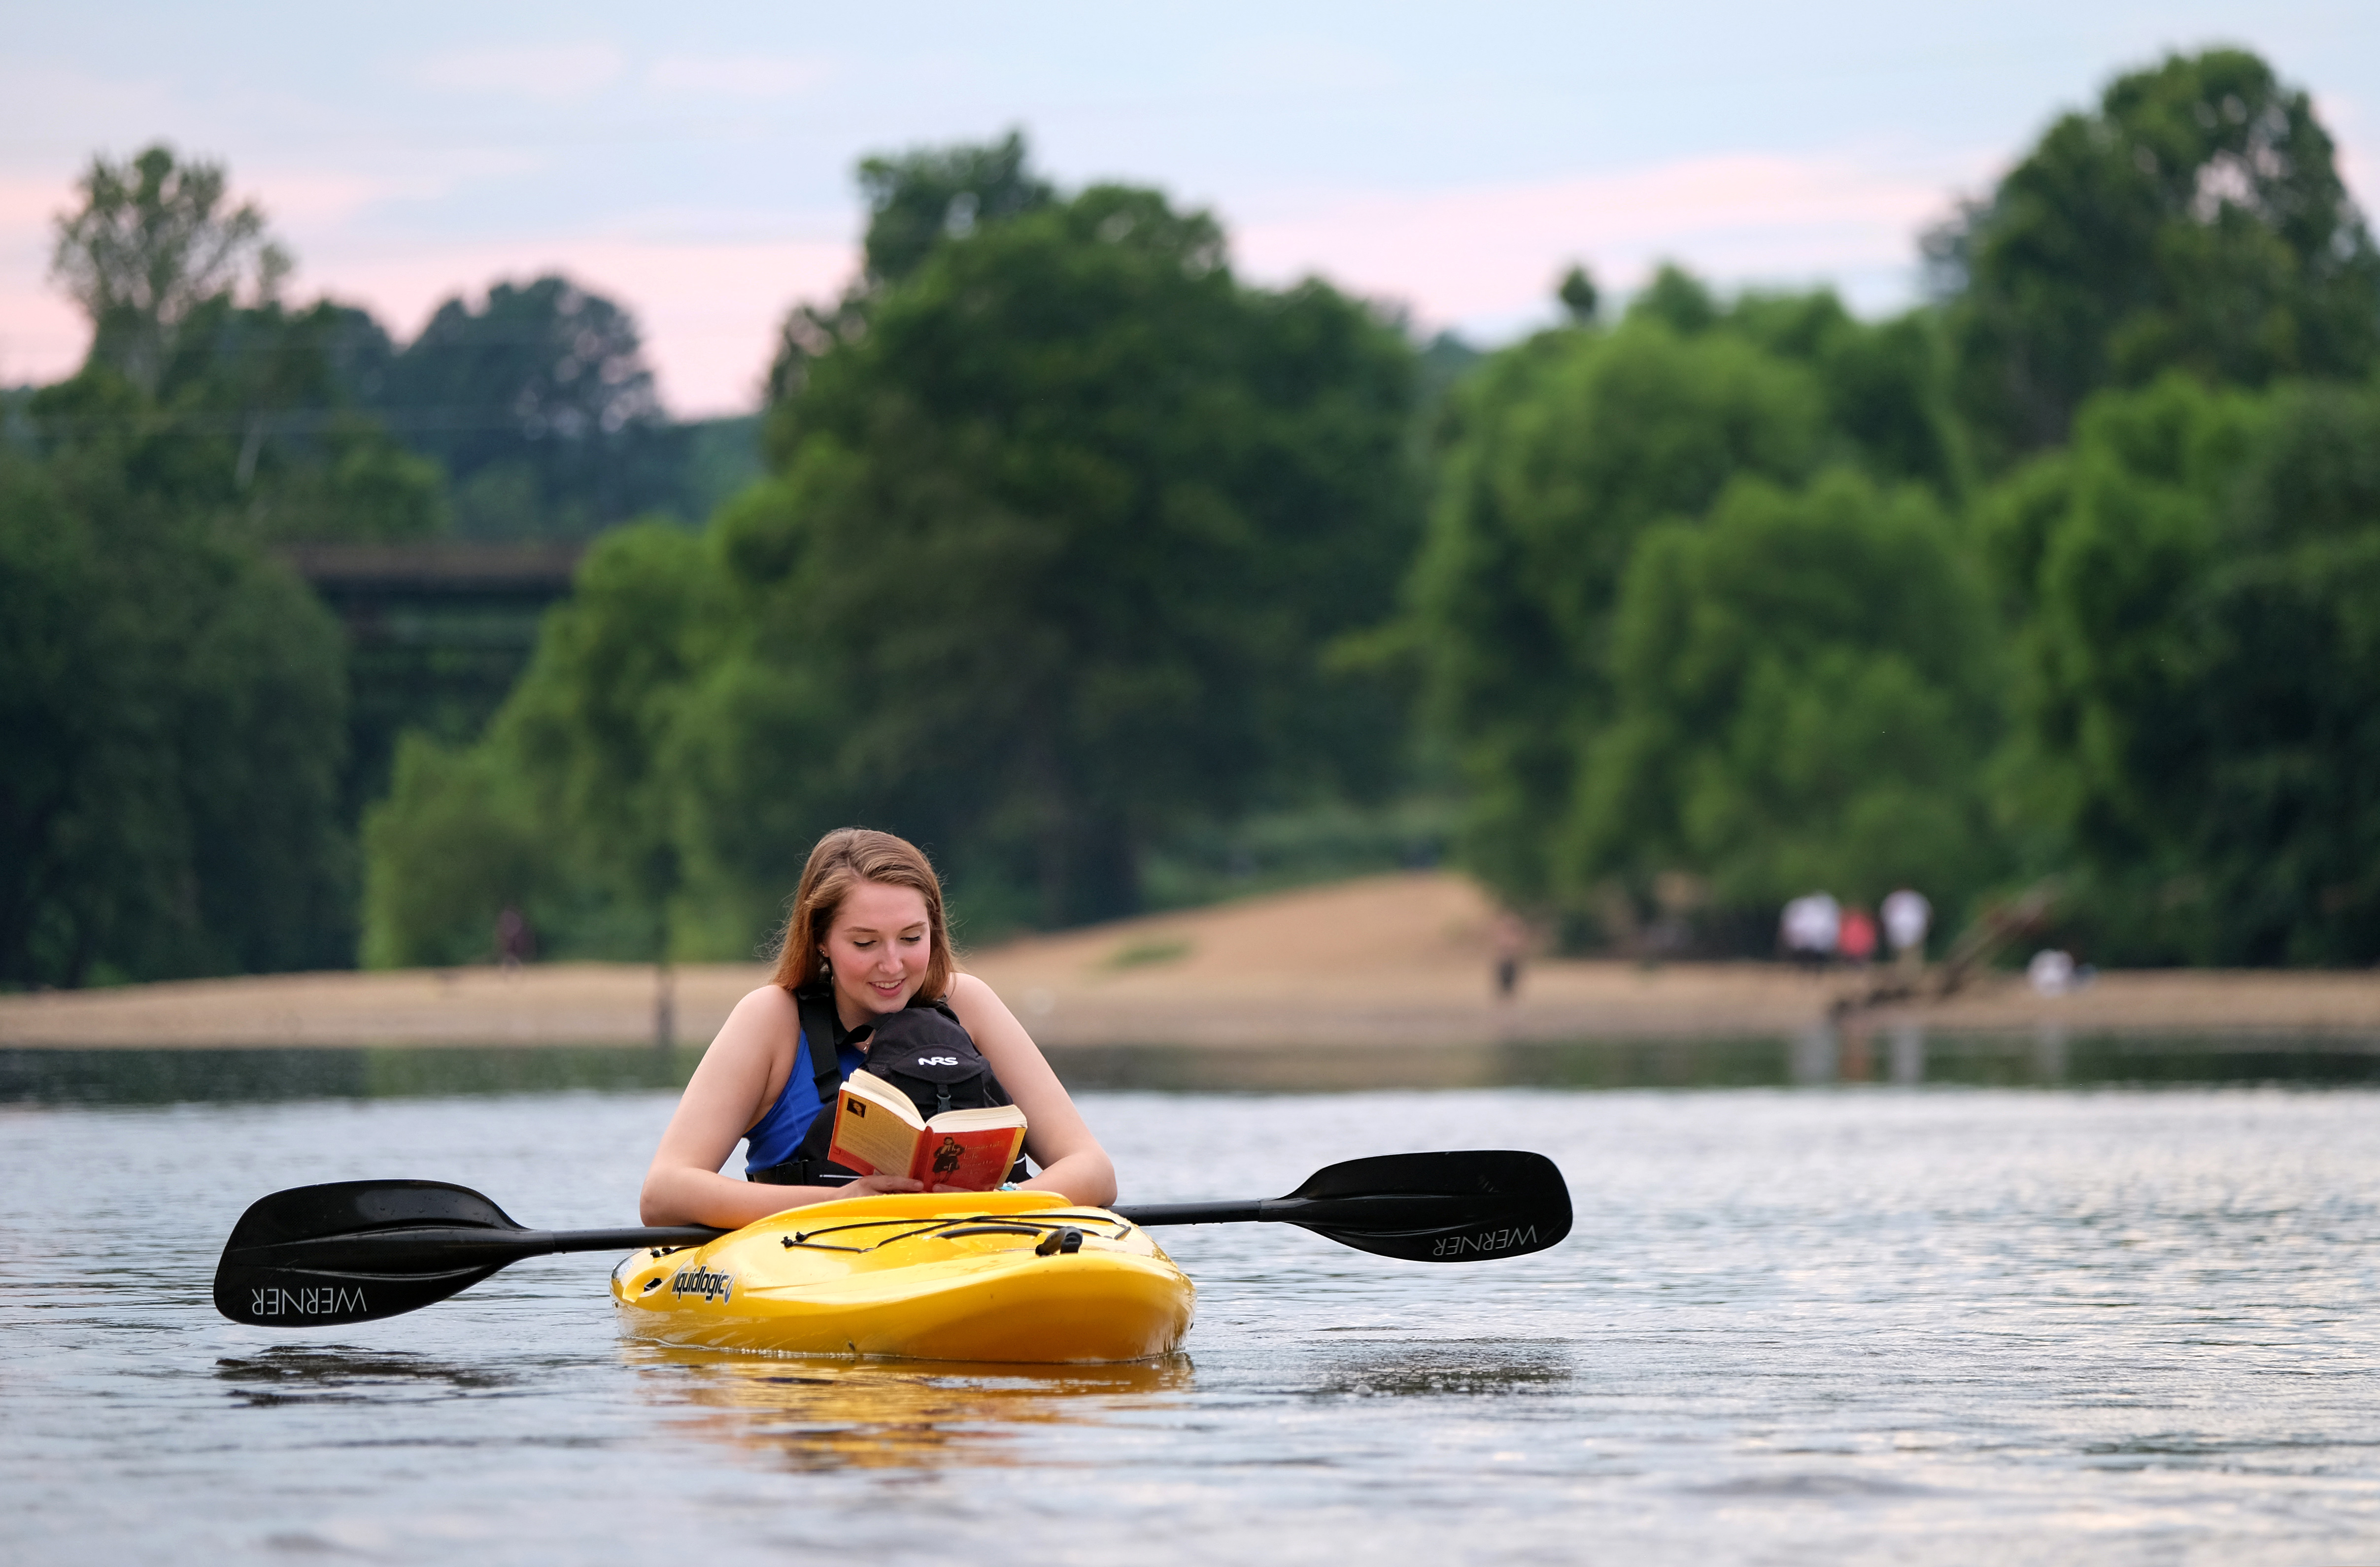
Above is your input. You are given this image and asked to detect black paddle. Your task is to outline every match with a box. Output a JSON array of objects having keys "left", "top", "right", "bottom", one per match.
[
  {"left": 1116, "top": 1149, "right": 1571, "bottom": 1264},
  {"left": 212, "top": 1149, "right": 1570, "bottom": 1329}
]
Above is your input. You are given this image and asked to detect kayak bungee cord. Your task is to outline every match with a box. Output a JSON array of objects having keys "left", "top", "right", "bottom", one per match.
[{"left": 768, "top": 1210, "right": 1136, "bottom": 1253}]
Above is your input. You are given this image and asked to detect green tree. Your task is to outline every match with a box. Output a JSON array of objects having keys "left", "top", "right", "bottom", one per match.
[
  {"left": 1719, "top": 289, "right": 1969, "bottom": 499},
  {"left": 857, "top": 129, "right": 1055, "bottom": 288},
  {"left": 367, "top": 141, "right": 1421, "bottom": 947},
  {"left": 764, "top": 131, "right": 1055, "bottom": 452},
  {"left": 159, "top": 296, "right": 446, "bottom": 542},
  {"left": 497, "top": 523, "right": 727, "bottom": 956},
  {"left": 748, "top": 178, "right": 1418, "bottom": 925},
  {"left": 49, "top": 144, "right": 289, "bottom": 397},
  {"left": 1988, "top": 374, "right": 2380, "bottom": 964},
  {"left": 1570, "top": 469, "right": 2002, "bottom": 917},
  {"left": 373, "top": 275, "right": 686, "bottom": 537},
  {"left": 358, "top": 520, "right": 804, "bottom": 967},
  {"left": 358, "top": 734, "right": 547, "bottom": 969},
  {"left": 1931, "top": 47, "right": 2380, "bottom": 464},
  {"left": 44, "top": 145, "right": 442, "bottom": 545},
  {"left": 1407, "top": 309, "right": 1830, "bottom": 901},
  {"left": 1556, "top": 264, "right": 1600, "bottom": 325},
  {"left": 0, "top": 394, "right": 351, "bottom": 986},
  {"left": 1410, "top": 270, "right": 1971, "bottom": 921}
]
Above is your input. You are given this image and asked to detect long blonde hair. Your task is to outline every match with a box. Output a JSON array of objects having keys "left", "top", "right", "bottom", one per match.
[{"left": 768, "top": 828, "right": 956, "bottom": 1001}]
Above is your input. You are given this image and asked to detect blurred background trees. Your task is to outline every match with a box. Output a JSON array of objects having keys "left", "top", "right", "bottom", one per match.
[
  {"left": 10, "top": 42, "right": 2380, "bottom": 986},
  {"left": 362, "top": 148, "right": 1420, "bottom": 961},
  {"left": 1928, "top": 47, "right": 2380, "bottom": 467}
]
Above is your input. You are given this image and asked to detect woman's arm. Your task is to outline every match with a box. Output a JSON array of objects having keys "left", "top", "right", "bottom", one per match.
[
  {"left": 945, "top": 972, "right": 1119, "bottom": 1208},
  {"left": 638, "top": 985, "right": 920, "bottom": 1226}
]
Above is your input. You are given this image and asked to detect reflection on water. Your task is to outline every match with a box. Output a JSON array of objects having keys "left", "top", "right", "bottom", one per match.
[
  {"left": 214, "top": 1346, "right": 521, "bottom": 1406},
  {"left": 0, "top": 1043, "right": 698, "bottom": 1104},
  {"left": 1301, "top": 1340, "right": 1572, "bottom": 1401},
  {"left": 9, "top": 1028, "right": 2380, "bottom": 1105},
  {"left": 632, "top": 1346, "right": 1195, "bottom": 1472}
]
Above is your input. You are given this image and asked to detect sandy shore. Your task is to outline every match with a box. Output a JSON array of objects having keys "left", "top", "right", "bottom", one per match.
[{"left": 5, "top": 872, "right": 2379, "bottom": 1051}]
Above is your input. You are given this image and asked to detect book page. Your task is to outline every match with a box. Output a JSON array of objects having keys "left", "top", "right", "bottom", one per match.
[
  {"left": 827, "top": 1081, "right": 925, "bottom": 1177},
  {"left": 924, "top": 1104, "right": 1028, "bottom": 1134}
]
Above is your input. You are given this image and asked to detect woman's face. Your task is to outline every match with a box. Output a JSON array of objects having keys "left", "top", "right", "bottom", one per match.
[{"left": 820, "top": 879, "right": 934, "bottom": 1021}]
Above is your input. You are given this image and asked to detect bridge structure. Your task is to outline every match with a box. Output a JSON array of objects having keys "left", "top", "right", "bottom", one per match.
[{"left": 278, "top": 541, "right": 585, "bottom": 813}]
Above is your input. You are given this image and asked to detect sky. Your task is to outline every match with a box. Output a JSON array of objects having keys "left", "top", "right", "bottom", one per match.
[{"left": 3, "top": 1, "right": 2375, "bottom": 417}]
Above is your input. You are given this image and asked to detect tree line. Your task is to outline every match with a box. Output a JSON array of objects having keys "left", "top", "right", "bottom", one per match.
[
  {"left": 6, "top": 47, "right": 2377, "bottom": 986},
  {"left": 2, "top": 149, "right": 749, "bottom": 984}
]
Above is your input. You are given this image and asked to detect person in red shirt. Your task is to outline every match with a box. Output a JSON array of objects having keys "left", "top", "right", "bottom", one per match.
[{"left": 1838, "top": 905, "right": 1878, "bottom": 966}]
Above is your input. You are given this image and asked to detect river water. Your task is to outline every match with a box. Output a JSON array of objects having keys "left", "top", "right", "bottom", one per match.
[{"left": 5, "top": 1040, "right": 2380, "bottom": 1565}]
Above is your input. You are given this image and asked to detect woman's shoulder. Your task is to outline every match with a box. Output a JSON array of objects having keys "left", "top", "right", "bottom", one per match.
[
  {"left": 940, "top": 971, "right": 1003, "bottom": 1021},
  {"left": 727, "top": 983, "right": 800, "bottom": 1031},
  {"left": 944, "top": 971, "right": 1007, "bottom": 1005}
]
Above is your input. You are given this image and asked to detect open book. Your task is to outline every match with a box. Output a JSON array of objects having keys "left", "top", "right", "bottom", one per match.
[{"left": 826, "top": 1069, "right": 1027, "bottom": 1191}]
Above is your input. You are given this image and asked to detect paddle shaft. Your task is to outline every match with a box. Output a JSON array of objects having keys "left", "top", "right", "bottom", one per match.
[
  {"left": 215, "top": 1151, "right": 1570, "bottom": 1327},
  {"left": 1114, "top": 1200, "right": 1262, "bottom": 1226},
  {"left": 1117, "top": 1194, "right": 1474, "bottom": 1228},
  {"left": 243, "top": 1224, "right": 724, "bottom": 1272}
]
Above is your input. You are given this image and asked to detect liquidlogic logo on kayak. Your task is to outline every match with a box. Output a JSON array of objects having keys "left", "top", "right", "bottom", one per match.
[
  {"left": 670, "top": 1264, "right": 735, "bottom": 1304},
  {"left": 1430, "top": 1226, "right": 1537, "bottom": 1259},
  {"left": 250, "top": 1284, "right": 368, "bottom": 1318}
]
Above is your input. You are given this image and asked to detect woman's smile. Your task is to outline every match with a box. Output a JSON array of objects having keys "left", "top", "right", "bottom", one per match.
[{"left": 821, "top": 879, "right": 935, "bottom": 1026}]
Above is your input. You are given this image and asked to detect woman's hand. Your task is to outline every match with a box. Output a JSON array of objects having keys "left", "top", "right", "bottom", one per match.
[
  {"left": 845, "top": 1171, "right": 925, "bottom": 1197},
  {"left": 943, "top": 973, "right": 1119, "bottom": 1208}
]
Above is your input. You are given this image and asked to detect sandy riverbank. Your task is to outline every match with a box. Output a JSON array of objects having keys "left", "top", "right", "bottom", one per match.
[{"left": 5, "top": 872, "right": 2379, "bottom": 1051}]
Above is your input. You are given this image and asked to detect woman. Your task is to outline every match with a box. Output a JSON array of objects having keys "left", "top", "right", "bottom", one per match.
[{"left": 639, "top": 828, "right": 1117, "bottom": 1227}]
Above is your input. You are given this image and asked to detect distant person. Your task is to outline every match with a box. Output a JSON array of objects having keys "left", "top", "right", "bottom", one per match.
[
  {"left": 2027, "top": 949, "right": 2076, "bottom": 997},
  {"left": 1881, "top": 888, "right": 1931, "bottom": 965},
  {"left": 1838, "top": 906, "right": 1878, "bottom": 966},
  {"left": 1779, "top": 893, "right": 1840, "bottom": 969},
  {"left": 496, "top": 904, "right": 536, "bottom": 969},
  {"left": 1492, "top": 911, "right": 1528, "bottom": 1000}
]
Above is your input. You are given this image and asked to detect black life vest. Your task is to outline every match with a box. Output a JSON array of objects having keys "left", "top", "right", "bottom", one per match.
[{"left": 748, "top": 988, "right": 1029, "bottom": 1188}]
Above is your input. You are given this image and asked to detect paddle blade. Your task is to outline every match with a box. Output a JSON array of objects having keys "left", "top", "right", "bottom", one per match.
[
  {"left": 1270, "top": 1149, "right": 1571, "bottom": 1264},
  {"left": 213, "top": 1180, "right": 538, "bottom": 1328}
]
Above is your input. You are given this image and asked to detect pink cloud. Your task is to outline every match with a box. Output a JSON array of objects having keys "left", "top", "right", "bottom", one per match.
[
  {"left": 2313, "top": 94, "right": 2378, "bottom": 218},
  {"left": 1232, "top": 151, "right": 1977, "bottom": 328},
  {"left": 0, "top": 171, "right": 857, "bottom": 411},
  {"left": 310, "top": 235, "right": 858, "bottom": 416},
  {"left": 0, "top": 289, "right": 82, "bottom": 387}
]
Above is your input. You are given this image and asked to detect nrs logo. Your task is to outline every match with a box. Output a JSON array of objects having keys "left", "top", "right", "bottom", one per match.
[{"left": 918, "top": 1056, "right": 961, "bottom": 1066}]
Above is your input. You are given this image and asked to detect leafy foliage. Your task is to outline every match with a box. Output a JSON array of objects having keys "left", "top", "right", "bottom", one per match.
[
  {"left": 358, "top": 734, "right": 545, "bottom": 969},
  {"left": 857, "top": 130, "right": 1055, "bottom": 288},
  {"left": 37, "top": 49, "right": 2380, "bottom": 980},
  {"left": 366, "top": 276, "right": 690, "bottom": 538},
  {"left": 1987, "top": 375, "right": 2380, "bottom": 963},
  {"left": 0, "top": 403, "right": 351, "bottom": 985},
  {"left": 751, "top": 182, "right": 1418, "bottom": 925},
  {"left": 1572, "top": 469, "right": 2001, "bottom": 912},
  {"left": 1932, "top": 48, "right": 2380, "bottom": 464},
  {"left": 49, "top": 144, "right": 289, "bottom": 397},
  {"left": 365, "top": 145, "right": 1421, "bottom": 954},
  {"left": 1410, "top": 271, "right": 1980, "bottom": 932}
]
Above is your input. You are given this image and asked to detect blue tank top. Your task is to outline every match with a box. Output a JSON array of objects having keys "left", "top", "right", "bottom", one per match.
[{"left": 742, "top": 1028, "right": 869, "bottom": 1174}]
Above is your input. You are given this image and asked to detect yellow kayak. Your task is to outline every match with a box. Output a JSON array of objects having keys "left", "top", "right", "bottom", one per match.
[{"left": 610, "top": 1190, "right": 1195, "bottom": 1363}]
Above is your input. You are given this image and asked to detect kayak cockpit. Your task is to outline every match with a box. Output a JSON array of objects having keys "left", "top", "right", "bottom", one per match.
[{"left": 611, "top": 1190, "right": 1195, "bottom": 1364}]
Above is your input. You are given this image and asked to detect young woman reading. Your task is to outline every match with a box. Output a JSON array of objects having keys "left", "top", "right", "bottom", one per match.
[{"left": 639, "top": 828, "right": 1117, "bottom": 1228}]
